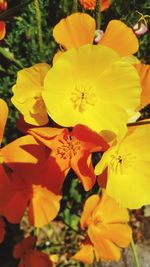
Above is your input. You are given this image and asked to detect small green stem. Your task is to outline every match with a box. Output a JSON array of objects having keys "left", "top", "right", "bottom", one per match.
[
  {"left": 95, "top": 0, "right": 101, "bottom": 29},
  {"left": 72, "top": 0, "right": 78, "bottom": 12},
  {"left": 34, "top": 0, "right": 43, "bottom": 53},
  {"left": 131, "top": 238, "right": 141, "bottom": 267}
]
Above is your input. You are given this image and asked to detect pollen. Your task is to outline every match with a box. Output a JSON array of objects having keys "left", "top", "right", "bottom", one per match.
[
  {"left": 56, "top": 136, "right": 81, "bottom": 160},
  {"left": 70, "top": 83, "right": 95, "bottom": 112},
  {"left": 109, "top": 150, "right": 137, "bottom": 174}
]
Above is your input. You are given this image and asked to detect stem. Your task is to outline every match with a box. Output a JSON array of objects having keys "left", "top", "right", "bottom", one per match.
[
  {"left": 34, "top": 0, "right": 43, "bottom": 53},
  {"left": 127, "top": 120, "right": 150, "bottom": 127},
  {"left": 72, "top": 0, "right": 78, "bottom": 12},
  {"left": 131, "top": 238, "right": 141, "bottom": 267},
  {"left": 95, "top": 0, "right": 101, "bottom": 29}
]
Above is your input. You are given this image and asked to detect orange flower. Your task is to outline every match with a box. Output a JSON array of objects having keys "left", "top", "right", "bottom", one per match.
[
  {"left": 0, "top": 1, "right": 7, "bottom": 40},
  {"left": 73, "top": 191, "right": 132, "bottom": 263},
  {"left": 29, "top": 124, "right": 109, "bottom": 191},
  {"left": 79, "top": 0, "right": 110, "bottom": 11},
  {"left": 0, "top": 216, "right": 5, "bottom": 243},
  {"left": 134, "top": 63, "right": 150, "bottom": 108},
  {"left": 0, "top": 99, "right": 61, "bottom": 226},
  {"left": 53, "top": 13, "right": 138, "bottom": 61},
  {"left": 13, "top": 236, "right": 53, "bottom": 267}
]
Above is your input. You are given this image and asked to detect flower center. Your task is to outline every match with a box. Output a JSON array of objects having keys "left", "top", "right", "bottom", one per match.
[
  {"left": 70, "top": 83, "right": 95, "bottom": 113},
  {"left": 56, "top": 136, "right": 81, "bottom": 160},
  {"left": 109, "top": 150, "right": 137, "bottom": 174}
]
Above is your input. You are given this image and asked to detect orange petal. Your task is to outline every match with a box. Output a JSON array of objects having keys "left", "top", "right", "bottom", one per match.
[
  {"left": 101, "top": 0, "right": 110, "bottom": 11},
  {"left": 53, "top": 50, "right": 63, "bottom": 64},
  {"left": 88, "top": 226, "right": 121, "bottom": 261},
  {"left": 134, "top": 63, "right": 150, "bottom": 108},
  {"left": 94, "top": 223, "right": 132, "bottom": 248},
  {"left": 28, "top": 127, "right": 65, "bottom": 148},
  {"left": 93, "top": 190, "right": 130, "bottom": 224},
  {"left": 0, "top": 21, "right": 6, "bottom": 40},
  {"left": 53, "top": 13, "right": 95, "bottom": 50},
  {"left": 24, "top": 250, "right": 53, "bottom": 267},
  {"left": 80, "top": 194, "right": 100, "bottom": 229},
  {"left": 0, "top": 98, "right": 8, "bottom": 145},
  {"left": 72, "top": 242, "right": 94, "bottom": 264},
  {"left": 0, "top": 164, "right": 11, "bottom": 205},
  {"left": 1, "top": 135, "right": 49, "bottom": 182},
  {"left": 97, "top": 167, "right": 108, "bottom": 188},
  {"left": 99, "top": 20, "right": 139, "bottom": 56},
  {"left": 13, "top": 236, "right": 36, "bottom": 258},
  {"left": 71, "top": 152, "right": 96, "bottom": 191},
  {"left": 0, "top": 216, "right": 5, "bottom": 243},
  {"left": 28, "top": 185, "right": 61, "bottom": 227},
  {"left": 0, "top": 180, "right": 30, "bottom": 223},
  {"left": 72, "top": 124, "right": 109, "bottom": 152}
]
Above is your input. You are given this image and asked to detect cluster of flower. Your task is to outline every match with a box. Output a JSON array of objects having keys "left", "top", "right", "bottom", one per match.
[{"left": 0, "top": 2, "right": 150, "bottom": 266}]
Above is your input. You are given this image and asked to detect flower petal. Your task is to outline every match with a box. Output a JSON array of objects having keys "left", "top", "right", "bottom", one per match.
[
  {"left": 88, "top": 226, "right": 121, "bottom": 261},
  {"left": 80, "top": 194, "right": 100, "bottom": 229},
  {"left": 0, "top": 98, "right": 8, "bottom": 145},
  {"left": 71, "top": 152, "right": 96, "bottom": 191},
  {"left": 72, "top": 124, "right": 109, "bottom": 152},
  {"left": 11, "top": 64, "right": 50, "bottom": 126},
  {"left": 95, "top": 224, "right": 132, "bottom": 248},
  {"left": 93, "top": 190, "right": 130, "bottom": 223},
  {"left": 53, "top": 13, "right": 95, "bottom": 50},
  {"left": 134, "top": 63, "right": 150, "bottom": 108},
  {"left": 0, "top": 21, "right": 6, "bottom": 40},
  {"left": 72, "top": 242, "right": 94, "bottom": 264},
  {"left": 99, "top": 20, "right": 139, "bottom": 56},
  {"left": 29, "top": 185, "right": 61, "bottom": 227}
]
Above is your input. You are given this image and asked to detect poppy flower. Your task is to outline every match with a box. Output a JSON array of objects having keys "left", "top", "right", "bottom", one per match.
[
  {"left": 28, "top": 124, "right": 109, "bottom": 191},
  {"left": 43, "top": 44, "right": 141, "bottom": 140},
  {"left": 0, "top": 0, "right": 7, "bottom": 40},
  {"left": 95, "top": 124, "right": 150, "bottom": 209},
  {"left": 134, "top": 63, "right": 150, "bottom": 108},
  {"left": 13, "top": 236, "right": 53, "bottom": 267},
  {"left": 0, "top": 99, "right": 61, "bottom": 226},
  {"left": 11, "top": 63, "right": 50, "bottom": 126},
  {"left": 0, "top": 216, "right": 5, "bottom": 243},
  {"left": 79, "top": 0, "right": 110, "bottom": 11},
  {"left": 53, "top": 13, "right": 139, "bottom": 60},
  {"left": 0, "top": 137, "right": 62, "bottom": 226},
  {"left": 73, "top": 191, "right": 132, "bottom": 263}
]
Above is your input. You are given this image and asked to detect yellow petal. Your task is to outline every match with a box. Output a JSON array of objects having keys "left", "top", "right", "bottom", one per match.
[
  {"left": 96, "top": 125, "right": 150, "bottom": 209},
  {"left": 11, "top": 63, "right": 50, "bottom": 126},
  {"left": 43, "top": 44, "right": 141, "bottom": 140},
  {"left": 99, "top": 20, "right": 139, "bottom": 56},
  {"left": 0, "top": 99, "right": 8, "bottom": 145},
  {"left": 53, "top": 13, "right": 95, "bottom": 50}
]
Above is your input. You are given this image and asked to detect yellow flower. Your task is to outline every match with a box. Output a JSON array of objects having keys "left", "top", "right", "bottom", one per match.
[
  {"left": 11, "top": 63, "right": 50, "bottom": 126},
  {"left": 95, "top": 124, "right": 150, "bottom": 209},
  {"left": 43, "top": 44, "right": 141, "bottom": 140},
  {"left": 53, "top": 13, "right": 139, "bottom": 62},
  {"left": 73, "top": 191, "right": 132, "bottom": 263}
]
